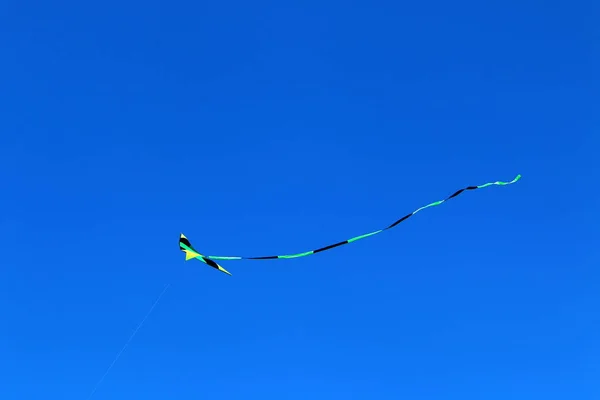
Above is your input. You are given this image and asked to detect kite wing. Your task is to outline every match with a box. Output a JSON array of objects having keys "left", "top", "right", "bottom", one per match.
[{"left": 180, "top": 174, "right": 521, "bottom": 274}]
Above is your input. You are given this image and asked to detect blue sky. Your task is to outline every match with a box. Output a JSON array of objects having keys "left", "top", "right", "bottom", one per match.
[{"left": 0, "top": 0, "right": 596, "bottom": 399}]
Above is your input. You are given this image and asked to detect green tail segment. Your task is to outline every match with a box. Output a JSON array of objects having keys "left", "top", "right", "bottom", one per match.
[{"left": 180, "top": 174, "right": 521, "bottom": 275}]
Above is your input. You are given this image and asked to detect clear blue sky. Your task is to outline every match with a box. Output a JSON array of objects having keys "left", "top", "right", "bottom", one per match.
[{"left": 1, "top": 0, "right": 596, "bottom": 399}]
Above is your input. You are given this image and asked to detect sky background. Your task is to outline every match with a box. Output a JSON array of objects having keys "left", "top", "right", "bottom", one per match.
[{"left": 0, "top": 0, "right": 597, "bottom": 399}]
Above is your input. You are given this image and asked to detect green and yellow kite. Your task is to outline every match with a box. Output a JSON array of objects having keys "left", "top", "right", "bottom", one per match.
[{"left": 179, "top": 174, "right": 521, "bottom": 275}]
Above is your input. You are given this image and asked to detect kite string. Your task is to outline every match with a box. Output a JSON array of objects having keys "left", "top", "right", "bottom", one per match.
[{"left": 86, "top": 283, "right": 171, "bottom": 400}]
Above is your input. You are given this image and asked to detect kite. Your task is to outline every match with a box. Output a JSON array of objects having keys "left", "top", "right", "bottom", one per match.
[
  {"left": 86, "top": 174, "right": 522, "bottom": 399},
  {"left": 179, "top": 174, "right": 521, "bottom": 275}
]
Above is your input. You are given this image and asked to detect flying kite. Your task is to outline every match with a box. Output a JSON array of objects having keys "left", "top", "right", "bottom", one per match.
[
  {"left": 87, "top": 174, "right": 521, "bottom": 400},
  {"left": 179, "top": 174, "right": 521, "bottom": 275}
]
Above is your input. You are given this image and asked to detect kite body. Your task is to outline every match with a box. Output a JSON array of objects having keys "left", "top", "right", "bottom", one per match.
[
  {"left": 179, "top": 174, "right": 521, "bottom": 275},
  {"left": 179, "top": 234, "right": 232, "bottom": 275}
]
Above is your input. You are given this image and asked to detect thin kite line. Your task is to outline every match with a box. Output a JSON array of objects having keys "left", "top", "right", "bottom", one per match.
[{"left": 86, "top": 283, "right": 171, "bottom": 399}]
